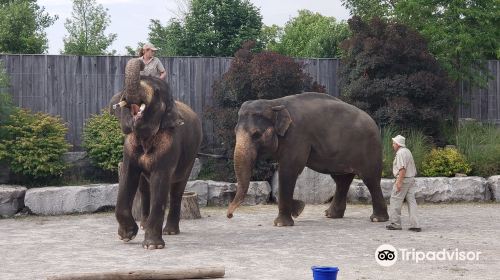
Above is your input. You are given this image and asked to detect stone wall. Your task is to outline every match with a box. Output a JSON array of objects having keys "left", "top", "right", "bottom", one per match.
[{"left": 1, "top": 169, "right": 499, "bottom": 218}]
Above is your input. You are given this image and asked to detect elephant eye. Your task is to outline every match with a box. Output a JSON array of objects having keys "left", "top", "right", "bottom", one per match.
[{"left": 251, "top": 131, "right": 262, "bottom": 140}]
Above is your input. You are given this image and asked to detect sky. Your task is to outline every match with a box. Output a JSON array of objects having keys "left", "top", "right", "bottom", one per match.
[{"left": 39, "top": 0, "right": 351, "bottom": 55}]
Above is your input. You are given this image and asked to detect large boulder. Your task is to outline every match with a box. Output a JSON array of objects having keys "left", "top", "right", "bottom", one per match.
[
  {"left": 25, "top": 184, "right": 118, "bottom": 215},
  {"left": 185, "top": 180, "right": 209, "bottom": 206},
  {"left": 414, "top": 177, "right": 490, "bottom": 203},
  {"left": 0, "top": 185, "right": 27, "bottom": 218},
  {"left": 205, "top": 181, "right": 271, "bottom": 207},
  {"left": 272, "top": 168, "right": 335, "bottom": 204}
]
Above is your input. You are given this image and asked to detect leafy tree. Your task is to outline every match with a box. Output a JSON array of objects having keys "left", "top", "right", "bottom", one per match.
[
  {"left": 62, "top": 0, "right": 117, "bottom": 55},
  {"left": 341, "top": 0, "right": 500, "bottom": 79},
  {"left": 339, "top": 17, "right": 453, "bottom": 139},
  {"left": 268, "top": 10, "right": 350, "bottom": 58},
  {"left": 148, "top": 0, "right": 263, "bottom": 56},
  {"left": 0, "top": 0, "right": 57, "bottom": 54}
]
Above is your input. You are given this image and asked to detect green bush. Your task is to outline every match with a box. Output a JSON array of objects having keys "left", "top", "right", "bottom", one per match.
[
  {"left": 0, "top": 109, "right": 71, "bottom": 182},
  {"left": 454, "top": 121, "right": 500, "bottom": 177},
  {"left": 82, "top": 110, "right": 123, "bottom": 172},
  {"left": 421, "top": 147, "right": 471, "bottom": 177}
]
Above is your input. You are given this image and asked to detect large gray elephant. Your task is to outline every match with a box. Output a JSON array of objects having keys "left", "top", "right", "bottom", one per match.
[
  {"left": 227, "top": 92, "right": 389, "bottom": 226},
  {"left": 110, "top": 58, "right": 202, "bottom": 249}
]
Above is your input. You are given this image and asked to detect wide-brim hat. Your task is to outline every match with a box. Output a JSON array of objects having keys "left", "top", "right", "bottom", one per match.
[
  {"left": 143, "top": 43, "right": 158, "bottom": 51},
  {"left": 392, "top": 135, "right": 406, "bottom": 147}
]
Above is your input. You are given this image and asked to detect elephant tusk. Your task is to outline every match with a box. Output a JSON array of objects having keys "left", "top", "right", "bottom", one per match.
[
  {"left": 139, "top": 103, "right": 146, "bottom": 113},
  {"left": 112, "top": 100, "right": 128, "bottom": 110}
]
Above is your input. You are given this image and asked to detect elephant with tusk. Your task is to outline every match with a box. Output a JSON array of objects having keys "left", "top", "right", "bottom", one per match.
[
  {"left": 227, "top": 92, "right": 389, "bottom": 226},
  {"left": 109, "top": 58, "right": 202, "bottom": 249}
]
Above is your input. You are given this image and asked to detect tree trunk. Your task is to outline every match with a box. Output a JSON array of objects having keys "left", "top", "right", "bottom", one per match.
[
  {"left": 180, "top": 192, "right": 201, "bottom": 220},
  {"left": 47, "top": 266, "right": 225, "bottom": 280}
]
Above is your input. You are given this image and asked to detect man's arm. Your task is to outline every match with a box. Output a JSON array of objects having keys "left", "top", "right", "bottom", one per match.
[
  {"left": 159, "top": 71, "right": 166, "bottom": 80},
  {"left": 396, "top": 168, "right": 406, "bottom": 192}
]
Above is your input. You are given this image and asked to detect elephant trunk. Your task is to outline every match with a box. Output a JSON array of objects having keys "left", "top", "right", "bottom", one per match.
[
  {"left": 124, "top": 58, "right": 144, "bottom": 104},
  {"left": 227, "top": 133, "right": 256, "bottom": 218}
]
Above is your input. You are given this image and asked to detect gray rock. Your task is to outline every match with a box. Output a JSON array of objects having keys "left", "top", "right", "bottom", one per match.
[
  {"left": 272, "top": 168, "right": 335, "bottom": 204},
  {"left": 245, "top": 181, "right": 272, "bottom": 205},
  {"left": 25, "top": 184, "right": 118, "bottom": 215},
  {"left": 414, "top": 177, "right": 490, "bottom": 203},
  {"left": 205, "top": 180, "right": 271, "bottom": 206},
  {"left": 488, "top": 176, "right": 500, "bottom": 202},
  {"left": 185, "top": 180, "right": 209, "bottom": 206},
  {"left": 0, "top": 185, "right": 27, "bottom": 218},
  {"left": 206, "top": 181, "right": 236, "bottom": 206}
]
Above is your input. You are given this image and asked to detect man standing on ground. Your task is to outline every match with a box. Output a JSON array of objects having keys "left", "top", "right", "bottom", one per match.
[{"left": 386, "top": 135, "right": 421, "bottom": 232}]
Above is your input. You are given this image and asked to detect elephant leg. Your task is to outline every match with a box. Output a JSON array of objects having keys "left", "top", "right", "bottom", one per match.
[
  {"left": 362, "top": 176, "right": 389, "bottom": 222},
  {"left": 142, "top": 171, "right": 170, "bottom": 250},
  {"left": 163, "top": 178, "right": 188, "bottom": 235},
  {"left": 116, "top": 161, "right": 140, "bottom": 242},
  {"left": 138, "top": 174, "right": 150, "bottom": 230},
  {"left": 275, "top": 161, "right": 305, "bottom": 227},
  {"left": 325, "top": 173, "right": 355, "bottom": 218}
]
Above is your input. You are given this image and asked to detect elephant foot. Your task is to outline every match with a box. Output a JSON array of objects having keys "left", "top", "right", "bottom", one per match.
[
  {"left": 325, "top": 207, "right": 345, "bottom": 219},
  {"left": 118, "top": 223, "right": 139, "bottom": 242},
  {"left": 370, "top": 213, "right": 389, "bottom": 222},
  {"left": 162, "top": 224, "right": 180, "bottom": 235},
  {"left": 142, "top": 237, "right": 165, "bottom": 250},
  {"left": 274, "top": 214, "right": 294, "bottom": 227},
  {"left": 291, "top": 200, "right": 305, "bottom": 218}
]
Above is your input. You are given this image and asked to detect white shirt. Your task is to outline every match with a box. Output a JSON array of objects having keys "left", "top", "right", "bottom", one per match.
[{"left": 393, "top": 147, "right": 417, "bottom": 178}]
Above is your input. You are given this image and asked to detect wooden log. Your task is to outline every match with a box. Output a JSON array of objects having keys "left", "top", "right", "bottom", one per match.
[
  {"left": 180, "top": 192, "right": 201, "bottom": 220},
  {"left": 47, "top": 266, "right": 225, "bottom": 280}
]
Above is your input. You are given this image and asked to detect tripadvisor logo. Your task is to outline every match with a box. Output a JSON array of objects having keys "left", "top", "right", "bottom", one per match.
[{"left": 375, "top": 244, "right": 481, "bottom": 267}]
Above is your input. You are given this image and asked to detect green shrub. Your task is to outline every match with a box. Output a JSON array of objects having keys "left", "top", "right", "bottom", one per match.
[
  {"left": 0, "top": 109, "right": 71, "bottom": 181},
  {"left": 421, "top": 147, "right": 471, "bottom": 177},
  {"left": 82, "top": 110, "right": 123, "bottom": 172},
  {"left": 454, "top": 121, "right": 500, "bottom": 177}
]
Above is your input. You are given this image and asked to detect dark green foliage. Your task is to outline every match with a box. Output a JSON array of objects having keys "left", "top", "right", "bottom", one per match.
[
  {"left": 207, "top": 41, "right": 325, "bottom": 181},
  {"left": 340, "top": 17, "right": 453, "bottom": 138},
  {"left": 149, "top": 0, "right": 263, "bottom": 57},
  {"left": 82, "top": 110, "right": 123, "bottom": 173},
  {"left": 0, "top": 109, "right": 71, "bottom": 183}
]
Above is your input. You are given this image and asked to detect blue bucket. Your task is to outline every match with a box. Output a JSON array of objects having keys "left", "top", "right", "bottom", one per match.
[{"left": 311, "top": 266, "right": 339, "bottom": 280}]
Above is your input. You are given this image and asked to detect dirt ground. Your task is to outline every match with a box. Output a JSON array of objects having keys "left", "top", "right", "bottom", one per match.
[{"left": 1, "top": 203, "right": 499, "bottom": 280}]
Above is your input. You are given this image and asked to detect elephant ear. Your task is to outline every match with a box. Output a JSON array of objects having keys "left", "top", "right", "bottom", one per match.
[{"left": 272, "top": 105, "right": 292, "bottom": 136}]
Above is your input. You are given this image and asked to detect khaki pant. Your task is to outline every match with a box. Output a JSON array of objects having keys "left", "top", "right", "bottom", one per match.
[{"left": 389, "top": 177, "right": 419, "bottom": 228}]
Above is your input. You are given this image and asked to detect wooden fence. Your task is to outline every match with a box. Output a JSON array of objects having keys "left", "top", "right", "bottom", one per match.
[{"left": 0, "top": 55, "right": 498, "bottom": 150}]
